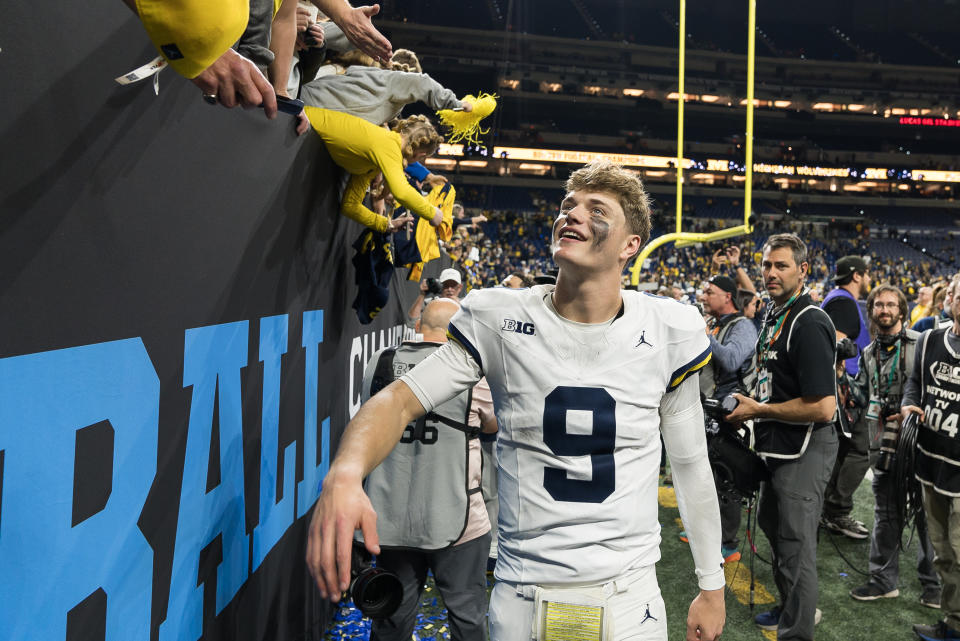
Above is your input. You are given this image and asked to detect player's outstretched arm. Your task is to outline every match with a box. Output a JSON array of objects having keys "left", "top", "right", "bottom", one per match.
[
  {"left": 306, "top": 379, "right": 425, "bottom": 601},
  {"left": 660, "top": 377, "right": 726, "bottom": 641}
]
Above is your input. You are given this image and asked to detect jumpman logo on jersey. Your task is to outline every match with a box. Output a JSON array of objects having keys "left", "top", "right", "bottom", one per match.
[
  {"left": 640, "top": 604, "right": 658, "bottom": 624},
  {"left": 635, "top": 330, "right": 653, "bottom": 349}
]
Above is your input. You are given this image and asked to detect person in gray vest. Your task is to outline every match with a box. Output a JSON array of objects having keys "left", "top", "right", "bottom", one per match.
[
  {"left": 695, "top": 275, "right": 757, "bottom": 563},
  {"left": 359, "top": 298, "right": 495, "bottom": 641},
  {"left": 726, "top": 233, "right": 838, "bottom": 640},
  {"left": 903, "top": 271, "right": 960, "bottom": 641},
  {"left": 821, "top": 255, "right": 873, "bottom": 540},
  {"left": 848, "top": 285, "right": 940, "bottom": 608}
]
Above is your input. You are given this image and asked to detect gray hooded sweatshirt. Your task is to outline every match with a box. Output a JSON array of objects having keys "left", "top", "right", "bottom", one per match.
[{"left": 299, "top": 65, "right": 460, "bottom": 125}]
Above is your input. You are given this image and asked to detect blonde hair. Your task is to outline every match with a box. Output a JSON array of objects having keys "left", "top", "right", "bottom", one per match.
[
  {"left": 391, "top": 115, "right": 443, "bottom": 160},
  {"left": 387, "top": 49, "right": 422, "bottom": 73},
  {"left": 565, "top": 159, "right": 652, "bottom": 244},
  {"left": 328, "top": 49, "right": 377, "bottom": 69}
]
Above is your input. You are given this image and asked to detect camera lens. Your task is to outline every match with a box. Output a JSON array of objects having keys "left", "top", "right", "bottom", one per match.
[{"left": 351, "top": 567, "right": 403, "bottom": 619}]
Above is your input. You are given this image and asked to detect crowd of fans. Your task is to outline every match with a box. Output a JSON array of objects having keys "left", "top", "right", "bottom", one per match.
[
  {"left": 439, "top": 197, "right": 957, "bottom": 319},
  {"left": 122, "top": 0, "right": 958, "bottom": 314}
]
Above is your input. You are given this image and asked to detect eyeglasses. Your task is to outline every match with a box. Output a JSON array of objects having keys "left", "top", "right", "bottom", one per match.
[{"left": 872, "top": 302, "right": 899, "bottom": 310}]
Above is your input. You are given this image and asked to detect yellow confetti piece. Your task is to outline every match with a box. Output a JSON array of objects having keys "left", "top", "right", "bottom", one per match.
[
  {"left": 658, "top": 486, "right": 677, "bottom": 508},
  {"left": 762, "top": 629, "right": 777, "bottom": 641}
]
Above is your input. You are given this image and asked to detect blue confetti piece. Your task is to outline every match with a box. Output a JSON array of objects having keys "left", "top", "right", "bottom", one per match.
[{"left": 839, "top": 572, "right": 848, "bottom": 577}]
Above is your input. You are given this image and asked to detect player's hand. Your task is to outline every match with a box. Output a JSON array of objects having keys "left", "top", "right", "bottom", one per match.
[
  {"left": 192, "top": 49, "right": 278, "bottom": 118},
  {"left": 901, "top": 405, "right": 925, "bottom": 423},
  {"left": 726, "top": 392, "right": 762, "bottom": 422},
  {"left": 460, "top": 100, "right": 474, "bottom": 112},
  {"left": 305, "top": 467, "right": 380, "bottom": 601},
  {"left": 687, "top": 588, "right": 725, "bottom": 641},
  {"left": 430, "top": 206, "right": 443, "bottom": 227},
  {"left": 419, "top": 279, "right": 430, "bottom": 293}
]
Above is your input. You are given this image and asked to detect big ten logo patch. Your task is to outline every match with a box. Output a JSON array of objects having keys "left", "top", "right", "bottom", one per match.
[
  {"left": 933, "top": 361, "right": 960, "bottom": 386},
  {"left": 502, "top": 319, "right": 536, "bottom": 336}
]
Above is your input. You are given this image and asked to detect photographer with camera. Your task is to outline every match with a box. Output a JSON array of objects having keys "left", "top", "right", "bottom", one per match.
[
  {"left": 847, "top": 285, "right": 940, "bottom": 606},
  {"left": 407, "top": 268, "right": 463, "bottom": 326},
  {"left": 821, "top": 256, "right": 874, "bottom": 540},
  {"left": 902, "top": 271, "right": 960, "bottom": 641},
  {"left": 725, "top": 233, "right": 838, "bottom": 641},
  {"left": 694, "top": 276, "right": 757, "bottom": 563},
  {"left": 358, "top": 298, "right": 494, "bottom": 641}
]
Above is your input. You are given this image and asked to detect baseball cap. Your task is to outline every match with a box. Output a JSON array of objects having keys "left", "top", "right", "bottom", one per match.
[
  {"left": 137, "top": 0, "right": 248, "bottom": 78},
  {"left": 707, "top": 275, "right": 738, "bottom": 300},
  {"left": 833, "top": 256, "right": 869, "bottom": 282},
  {"left": 439, "top": 268, "right": 462, "bottom": 285}
]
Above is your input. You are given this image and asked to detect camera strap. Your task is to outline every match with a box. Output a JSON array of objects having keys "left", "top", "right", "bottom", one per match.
[{"left": 870, "top": 338, "right": 902, "bottom": 401}]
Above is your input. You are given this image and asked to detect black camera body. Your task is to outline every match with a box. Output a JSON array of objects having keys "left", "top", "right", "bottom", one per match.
[
  {"left": 424, "top": 278, "right": 442, "bottom": 295},
  {"left": 703, "top": 394, "right": 740, "bottom": 421},
  {"left": 836, "top": 337, "right": 859, "bottom": 363},
  {"left": 703, "top": 394, "right": 771, "bottom": 499},
  {"left": 349, "top": 544, "right": 403, "bottom": 619}
]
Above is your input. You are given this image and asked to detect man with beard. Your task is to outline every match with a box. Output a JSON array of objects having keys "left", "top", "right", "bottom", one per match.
[
  {"left": 848, "top": 285, "right": 940, "bottom": 608},
  {"left": 726, "top": 233, "right": 838, "bottom": 640},
  {"left": 902, "top": 271, "right": 960, "bottom": 641},
  {"left": 821, "top": 256, "right": 873, "bottom": 540}
]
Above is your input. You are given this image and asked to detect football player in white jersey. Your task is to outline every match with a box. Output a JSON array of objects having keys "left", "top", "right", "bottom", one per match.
[{"left": 307, "top": 160, "right": 726, "bottom": 641}]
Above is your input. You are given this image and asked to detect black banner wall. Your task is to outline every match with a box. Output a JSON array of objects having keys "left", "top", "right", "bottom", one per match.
[{"left": 0, "top": 5, "right": 419, "bottom": 641}]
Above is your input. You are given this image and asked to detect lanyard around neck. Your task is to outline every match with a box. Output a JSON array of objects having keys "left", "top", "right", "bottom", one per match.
[
  {"left": 757, "top": 288, "right": 802, "bottom": 369},
  {"left": 871, "top": 338, "right": 902, "bottom": 398}
]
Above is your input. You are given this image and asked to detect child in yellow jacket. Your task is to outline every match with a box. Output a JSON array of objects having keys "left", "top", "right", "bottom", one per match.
[{"left": 303, "top": 108, "right": 444, "bottom": 233}]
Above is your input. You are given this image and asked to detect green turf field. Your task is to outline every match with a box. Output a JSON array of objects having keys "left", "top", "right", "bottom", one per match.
[
  {"left": 657, "top": 472, "right": 935, "bottom": 641},
  {"left": 328, "top": 471, "right": 938, "bottom": 640}
]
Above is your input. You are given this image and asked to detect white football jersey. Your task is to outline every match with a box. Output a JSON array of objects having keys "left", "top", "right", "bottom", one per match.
[{"left": 402, "top": 284, "right": 711, "bottom": 585}]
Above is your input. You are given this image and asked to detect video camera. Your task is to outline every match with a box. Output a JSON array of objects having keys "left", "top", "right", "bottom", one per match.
[
  {"left": 348, "top": 544, "right": 403, "bottom": 619},
  {"left": 703, "top": 394, "right": 771, "bottom": 500}
]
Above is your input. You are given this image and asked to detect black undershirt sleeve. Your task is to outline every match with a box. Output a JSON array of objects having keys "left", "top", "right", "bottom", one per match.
[
  {"left": 790, "top": 312, "right": 838, "bottom": 398},
  {"left": 823, "top": 297, "right": 860, "bottom": 338},
  {"left": 823, "top": 297, "right": 861, "bottom": 338}
]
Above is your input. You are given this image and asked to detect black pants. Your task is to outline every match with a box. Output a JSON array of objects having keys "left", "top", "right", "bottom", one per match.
[
  {"left": 720, "top": 491, "right": 742, "bottom": 549},
  {"left": 371, "top": 532, "right": 491, "bottom": 641}
]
